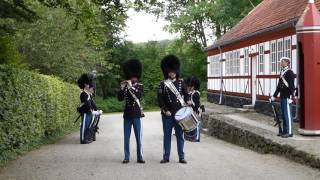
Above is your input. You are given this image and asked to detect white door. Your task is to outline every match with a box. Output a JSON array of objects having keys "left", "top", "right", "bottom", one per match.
[{"left": 251, "top": 56, "right": 257, "bottom": 105}]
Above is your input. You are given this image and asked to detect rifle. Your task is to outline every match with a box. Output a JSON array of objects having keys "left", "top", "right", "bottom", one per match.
[
  {"left": 74, "top": 114, "right": 81, "bottom": 124},
  {"left": 269, "top": 99, "right": 283, "bottom": 134},
  {"left": 88, "top": 114, "right": 101, "bottom": 141}
]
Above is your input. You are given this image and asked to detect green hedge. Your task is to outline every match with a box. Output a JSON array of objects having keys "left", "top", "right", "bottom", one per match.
[
  {"left": 0, "top": 65, "right": 79, "bottom": 165},
  {"left": 95, "top": 96, "right": 124, "bottom": 113}
]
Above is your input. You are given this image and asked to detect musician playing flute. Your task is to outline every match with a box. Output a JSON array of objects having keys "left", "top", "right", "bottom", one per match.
[
  {"left": 118, "top": 59, "right": 145, "bottom": 164},
  {"left": 158, "top": 55, "right": 191, "bottom": 164}
]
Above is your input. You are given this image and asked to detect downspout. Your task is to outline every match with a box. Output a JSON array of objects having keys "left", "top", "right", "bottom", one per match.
[
  {"left": 294, "top": 21, "right": 300, "bottom": 121},
  {"left": 218, "top": 46, "right": 224, "bottom": 105}
]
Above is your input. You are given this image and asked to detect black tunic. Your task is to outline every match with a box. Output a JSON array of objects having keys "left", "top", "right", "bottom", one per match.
[
  {"left": 273, "top": 68, "right": 295, "bottom": 99},
  {"left": 79, "top": 91, "right": 93, "bottom": 114},
  {"left": 157, "top": 79, "right": 189, "bottom": 116},
  {"left": 118, "top": 83, "right": 144, "bottom": 118},
  {"left": 190, "top": 90, "right": 201, "bottom": 114}
]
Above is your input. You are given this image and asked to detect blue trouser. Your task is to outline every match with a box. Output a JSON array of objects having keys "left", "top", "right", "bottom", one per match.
[
  {"left": 80, "top": 112, "right": 93, "bottom": 143},
  {"left": 280, "top": 98, "right": 293, "bottom": 135},
  {"left": 123, "top": 117, "right": 143, "bottom": 161},
  {"left": 162, "top": 115, "right": 185, "bottom": 161}
]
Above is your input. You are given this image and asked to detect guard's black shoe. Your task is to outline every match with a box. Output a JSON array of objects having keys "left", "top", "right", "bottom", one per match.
[
  {"left": 281, "top": 134, "right": 293, "bottom": 138},
  {"left": 81, "top": 140, "right": 91, "bottom": 144},
  {"left": 160, "top": 159, "right": 169, "bottom": 164},
  {"left": 122, "top": 160, "right": 129, "bottom": 164},
  {"left": 277, "top": 133, "right": 283, "bottom": 136},
  {"left": 179, "top": 159, "right": 187, "bottom": 164},
  {"left": 137, "top": 159, "right": 145, "bottom": 164}
]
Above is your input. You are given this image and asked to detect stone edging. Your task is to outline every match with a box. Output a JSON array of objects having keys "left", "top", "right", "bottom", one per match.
[{"left": 202, "top": 114, "right": 320, "bottom": 169}]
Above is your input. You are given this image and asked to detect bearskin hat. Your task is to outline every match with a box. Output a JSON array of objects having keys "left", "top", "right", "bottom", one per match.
[
  {"left": 192, "top": 76, "right": 201, "bottom": 90},
  {"left": 161, "top": 54, "right": 181, "bottom": 79},
  {"left": 123, "top": 59, "right": 143, "bottom": 79},
  {"left": 185, "top": 76, "right": 192, "bottom": 87},
  {"left": 77, "top": 73, "right": 92, "bottom": 89},
  {"left": 185, "top": 76, "right": 201, "bottom": 90}
]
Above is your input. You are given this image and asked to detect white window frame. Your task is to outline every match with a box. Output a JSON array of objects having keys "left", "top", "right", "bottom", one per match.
[
  {"left": 258, "top": 44, "right": 264, "bottom": 74},
  {"left": 225, "top": 53, "right": 229, "bottom": 75},
  {"left": 235, "top": 50, "right": 240, "bottom": 75},
  {"left": 244, "top": 47, "right": 249, "bottom": 74},
  {"left": 270, "top": 40, "right": 277, "bottom": 74},
  {"left": 284, "top": 37, "right": 292, "bottom": 68},
  {"left": 213, "top": 55, "right": 220, "bottom": 76},
  {"left": 230, "top": 51, "right": 234, "bottom": 76},
  {"left": 277, "top": 39, "right": 284, "bottom": 73}
]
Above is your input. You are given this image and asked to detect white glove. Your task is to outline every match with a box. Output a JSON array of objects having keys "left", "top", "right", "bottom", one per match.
[
  {"left": 92, "top": 111, "right": 100, "bottom": 115},
  {"left": 288, "top": 98, "right": 293, "bottom": 104},
  {"left": 270, "top": 96, "right": 275, "bottom": 101},
  {"left": 98, "top": 110, "right": 103, "bottom": 115}
]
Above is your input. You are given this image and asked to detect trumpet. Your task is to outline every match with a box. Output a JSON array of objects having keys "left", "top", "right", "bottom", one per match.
[
  {"left": 120, "top": 80, "right": 132, "bottom": 90},
  {"left": 120, "top": 80, "right": 145, "bottom": 118}
]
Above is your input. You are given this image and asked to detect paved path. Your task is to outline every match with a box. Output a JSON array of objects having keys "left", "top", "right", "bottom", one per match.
[{"left": 0, "top": 112, "right": 319, "bottom": 180}]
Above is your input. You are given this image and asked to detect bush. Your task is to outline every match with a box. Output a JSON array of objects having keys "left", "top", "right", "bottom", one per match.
[
  {"left": 95, "top": 96, "right": 124, "bottom": 113},
  {"left": 0, "top": 65, "right": 79, "bottom": 165}
]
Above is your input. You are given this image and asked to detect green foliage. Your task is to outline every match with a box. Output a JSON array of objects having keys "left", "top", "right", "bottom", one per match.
[
  {"left": 146, "top": 0, "right": 262, "bottom": 46},
  {"left": 15, "top": 5, "right": 102, "bottom": 82},
  {"left": 0, "top": 34, "right": 22, "bottom": 66},
  {"left": 101, "top": 40, "right": 206, "bottom": 109},
  {"left": 165, "top": 39, "right": 207, "bottom": 85},
  {"left": 0, "top": 65, "right": 79, "bottom": 165},
  {"left": 95, "top": 96, "right": 123, "bottom": 113},
  {"left": 1, "top": 0, "right": 129, "bottom": 83}
]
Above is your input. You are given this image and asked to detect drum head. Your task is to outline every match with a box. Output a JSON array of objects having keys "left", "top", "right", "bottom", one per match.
[{"left": 175, "top": 107, "right": 193, "bottom": 121}]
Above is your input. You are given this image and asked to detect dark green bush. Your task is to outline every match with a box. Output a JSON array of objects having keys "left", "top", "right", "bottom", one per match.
[
  {"left": 95, "top": 96, "right": 124, "bottom": 113},
  {"left": 0, "top": 65, "right": 79, "bottom": 165}
]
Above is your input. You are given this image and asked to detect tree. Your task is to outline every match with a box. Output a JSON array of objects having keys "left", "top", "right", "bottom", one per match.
[
  {"left": 141, "top": 0, "right": 262, "bottom": 47},
  {"left": 15, "top": 6, "right": 101, "bottom": 82}
]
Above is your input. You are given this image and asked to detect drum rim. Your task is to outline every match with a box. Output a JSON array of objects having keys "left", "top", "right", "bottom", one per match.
[{"left": 174, "top": 106, "right": 193, "bottom": 119}]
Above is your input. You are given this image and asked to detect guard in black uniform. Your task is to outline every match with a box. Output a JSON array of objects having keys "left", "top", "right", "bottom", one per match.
[
  {"left": 118, "top": 59, "right": 145, "bottom": 164},
  {"left": 77, "top": 74, "right": 94, "bottom": 144},
  {"left": 158, "top": 55, "right": 190, "bottom": 164},
  {"left": 185, "top": 76, "right": 201, "bottom": 114},
  {"left": 88, "top": 83, "right": 101, "bottom": 142},
  {"left": 271, "top": 57, "right": 295, "bottom": 138},
  {"left": 185, "top": 76, "right": 202, "bottom": 142}
]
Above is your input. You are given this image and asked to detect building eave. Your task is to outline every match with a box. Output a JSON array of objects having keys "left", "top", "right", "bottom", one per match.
[{"left": 204, "top": 17, "right": 299, "bottom": 52}]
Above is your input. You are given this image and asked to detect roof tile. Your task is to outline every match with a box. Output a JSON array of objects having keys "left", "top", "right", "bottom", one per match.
[{"left": 209, "top": 0, "right": 320, "bottom": 49}]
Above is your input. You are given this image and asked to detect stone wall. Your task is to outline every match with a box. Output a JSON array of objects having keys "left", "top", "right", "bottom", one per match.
[
  {"left": 207, "top": 92, "right": 251, "bottom": 108},
  {"left": 201, "top": 114, "right": 320, "bottom": 169}
]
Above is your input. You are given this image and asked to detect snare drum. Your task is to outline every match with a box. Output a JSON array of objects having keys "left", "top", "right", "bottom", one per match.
[
  {"left": 175, "top": 107, "right": 198, "bottom": 132},
  {"left": 184, "top": 122, "right": 201, "bottom": 142}
]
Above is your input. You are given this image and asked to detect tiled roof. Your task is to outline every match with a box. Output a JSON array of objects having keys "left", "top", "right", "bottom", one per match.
[{"left": 207, "top": 0, "right": 320, "bottom": 50}]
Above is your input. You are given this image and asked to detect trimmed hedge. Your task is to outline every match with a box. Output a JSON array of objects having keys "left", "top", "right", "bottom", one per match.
[
  {"left": 0, "top": 65, "right": 79, "bottom": 165},
  {"left": 95, "top": 96, "right": 123, "bottom": 113}
]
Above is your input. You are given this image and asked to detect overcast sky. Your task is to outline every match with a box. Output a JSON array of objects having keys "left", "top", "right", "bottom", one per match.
[{"left": 124, "top": 9, "right": 179, "bottom": 43}]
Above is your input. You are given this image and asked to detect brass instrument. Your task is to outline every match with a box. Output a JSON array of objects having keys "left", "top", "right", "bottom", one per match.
[{"left": 121, "top": 80, "right": 145, "bottom": 117}]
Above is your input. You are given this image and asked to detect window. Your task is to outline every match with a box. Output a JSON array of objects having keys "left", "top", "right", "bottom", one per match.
[
  {"left": 230, "top": 51, "right": 234, "bottom": 75},
  {"left": 244, "top": 48, "right": 249, "bottom": 74},
  {"left": 226, "top": 52, "right": 231, "bottom": 75},
  {"left": 224, "top": 50, "right": 240, "bottom": 75},
  {"left": 210, "top": 56, "right": 214, "bottom": 76},
  {"left": 235, "top": 51, "right": 240, "bottom": 74},
  {"left": 214, "top": 55, "right": 220, "bottom": 76},
  {"left": 259, "top": 44, "right": 264, "bottom": 74},
  {"left": 277, "top": 39, "right": 284, "bottom": 72},
  {"left": 284, "top": 38, "right": 291, "bottom": 58},
  {"left": 284, "top": 38, "right": 292, "bottom": 68},
  {"left": 209, "top": 55, "right": 221, "bottom": 76},
  {"left": 225, "top": 53, "right": 229, "bottom": 75},
  {"left": 270, "top": 41, "right": 277, "bottom": 73}
]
